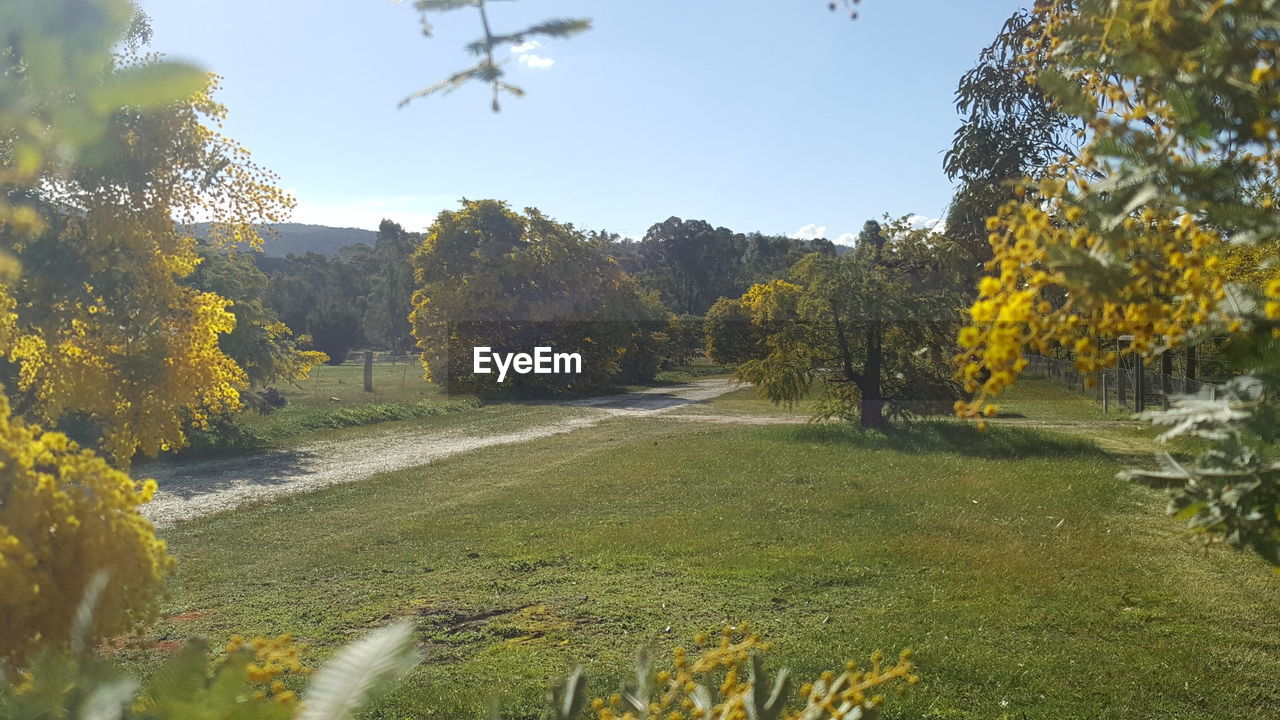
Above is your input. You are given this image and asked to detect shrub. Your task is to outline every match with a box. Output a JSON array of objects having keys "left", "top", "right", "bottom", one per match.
[
  {"left": 1, "top": 618, "right": 414, "bottom": 720},
  {"left": 182, "top": 414, "right": 270, "bottom": 456},
  {"left": 0, "top": 398, "right": 172, "bottom": 665},
  {"left": 0, "top": 618, "right": 914, "bottom": 720},
  {"left": 290, "top": 398, "right": 480, "bottom": 433},
  {"left": 664, "top": 313, "right": 706, "bottom": 366}
]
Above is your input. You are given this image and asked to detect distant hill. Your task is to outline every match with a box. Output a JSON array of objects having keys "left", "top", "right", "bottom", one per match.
[{"left": 193, "top": 223, "right": 377, "bottom": 258}]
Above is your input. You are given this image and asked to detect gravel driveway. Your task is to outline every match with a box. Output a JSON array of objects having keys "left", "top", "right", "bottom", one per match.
[{"left": 141, "top": 379, "right": 742, "bottom": 527}]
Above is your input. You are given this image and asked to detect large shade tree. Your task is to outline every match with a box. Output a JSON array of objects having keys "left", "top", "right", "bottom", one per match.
[
  {"left": 410, "top": 199, "right": 669, "bottom": 393},
  {"left": 637, "top": 217, "right": 748, "bottom": 315},
  {"left": 943, "top": 7, "right": 1083, "bottom": 266},
  {"left": 713, "top": 218, "right": 972, "bottom": 428}
]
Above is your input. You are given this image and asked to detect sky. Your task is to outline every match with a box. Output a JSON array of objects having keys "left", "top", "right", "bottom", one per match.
[{"left": 137, "top": 0, "right": 1025, "bottom": 244}]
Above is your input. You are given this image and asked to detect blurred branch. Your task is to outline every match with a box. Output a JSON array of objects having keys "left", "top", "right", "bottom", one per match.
[{"left": 401, "top": 0, "right": 589, "bottom": 112}]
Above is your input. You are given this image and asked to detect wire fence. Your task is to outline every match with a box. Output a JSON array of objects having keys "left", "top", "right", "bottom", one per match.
[
  {"left": 1026, "top": 353, "right": 1220, "bottom": 413},
  {"left": 339, "top": 349, "right": 418, "bottom": 365}
]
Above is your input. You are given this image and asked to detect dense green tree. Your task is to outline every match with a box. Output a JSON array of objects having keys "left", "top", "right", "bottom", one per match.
[
  {"left": 410, "top": 199, "right": 669, "bottom": 392},
  {"left": 715, "top": 218, "right": 972, "bottom": 428},
  {"left": 601, "top": 225, "right": 825, "bottom": 312},
  {"left": 637, "top": 217, "right": 747, "bottom": 315},
  {"left": 188, "top": 247, "right": 326, "bottom": 387},
  {"left": 362, "top": 220, "right": 419, "bottom": 352},
  {"left": 943, "top": 8, "right": 1083, "bottom": 265},
  {"left": 263, "top": 252, "right": 369, "bottom": 364},
  {"left": 664, "top": 313, "right": 706, "bottom": 366},
  {"left": 703, "top": 297, "right": 757, "bottom": 366}
]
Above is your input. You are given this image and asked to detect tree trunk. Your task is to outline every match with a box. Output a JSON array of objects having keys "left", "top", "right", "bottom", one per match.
[{"left": 859, "top": 322, "right": 888, "bottom": 429}]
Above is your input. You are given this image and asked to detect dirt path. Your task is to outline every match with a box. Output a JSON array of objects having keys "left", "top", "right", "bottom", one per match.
[{"left": 141, "top": 379, "right": 754, "bottom": 527}]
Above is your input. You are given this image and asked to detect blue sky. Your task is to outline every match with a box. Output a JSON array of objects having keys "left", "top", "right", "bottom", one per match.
[{"left": 138, "top": 0, "right": 1024, "bottom": 243}]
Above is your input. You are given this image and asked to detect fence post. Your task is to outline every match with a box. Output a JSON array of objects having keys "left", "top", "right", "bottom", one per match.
[
  {"left": 363, "top": 350, "right": 374, "bottom": 392},
  {"left": 1184, "top": 345, "right": 1197, "bottom": 394},
  {"left": 1102, "top": 370, "right": 1108, "bottom": 413},
  {"left": 1117, "top": 363, "right": 1126, "bottom": 408},
  {"left": 1135, "top": 358, "right": 1146, "bottom": 413},
  {"left": 1161, "top": 352, "right": 1172, "bottom": 409}
]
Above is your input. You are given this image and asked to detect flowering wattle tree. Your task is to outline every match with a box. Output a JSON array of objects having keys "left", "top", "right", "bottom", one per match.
[
  {"left": 0, "top": 0, "right": 312, "bottom": 662},
  {"left": 955, "top": 0, "right": 1280, "bottom": 568}
]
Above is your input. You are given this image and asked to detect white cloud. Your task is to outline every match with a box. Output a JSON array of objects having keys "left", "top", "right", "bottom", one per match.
[
  {"left": 288, "top": 193, "right": 452, "bottom": 232},
  {"left": 905, "top": 214, "right": 946, "bottom": 234},
  {"left": 791, "top": 224, "right": 861, "bottom": 245},
  {"left": 518, "top": 53, "right": 555, "bottom": 69},
  {"left": 511, "top": 39, "right": 555, "bottom": 69},
  {"left": 790, "top": 223, "right": 827, "bottom": 241},
  {"left": 791, "top": 216, "right": 945, "bottom": 247}
]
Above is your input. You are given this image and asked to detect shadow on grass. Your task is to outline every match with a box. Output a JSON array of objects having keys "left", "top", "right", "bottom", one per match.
[
  {"left": 788, "top": 419, "right": 1107, "bottom": 460},
  {"left": 144, "top": 449, "right": 319, "bottom": 498}
]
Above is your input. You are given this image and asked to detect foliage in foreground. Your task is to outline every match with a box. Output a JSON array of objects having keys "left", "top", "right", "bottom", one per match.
[
  {"left": 1, "top": 618, "right": 913, "bottom": 720},
  {"left": 4, "top": 30, "right": 297, "bottom": 464},
  {"left": 402, "top": 0, "right": 590, "bottom": 112},
  {"left": 1, "top": 589, "right": 414, "bottom": 720},
  {"left": 953, "top": 0, "right": 1280, "bottom": 567},
  {"left": 404, "top": 1, "right": 859, "bottom": 112},
  {"left": 0, "top": 406, "right": 170, "bottom": 666},
  {"left": 0, "top": 0, "right": 325, "bottom": 665}
]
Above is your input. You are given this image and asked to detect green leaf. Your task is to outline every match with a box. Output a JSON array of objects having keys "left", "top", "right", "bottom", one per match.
[
  {"left": 80, "top": 677, "right": 139, "bottom": 720},
  {"left": 69, "top": 571, "right": 109, "bottom": 656},
  {"left": 1036, "top": 68, "right": 1094, "bottom": 116},
  {"left": 746, "top": 654, "right": 790, "bottom": 720},
  {"left": 549, "top": 668, "right": 588, "bottom": 720},
  {"left": 141, "top": 639, "right": 211, "bottom": 710},
  {"left": 89, "top": 61, "right": 207, "bottom": 112},
  {"left": 298, "top": 621, "right": 419, "bottom": 720}
]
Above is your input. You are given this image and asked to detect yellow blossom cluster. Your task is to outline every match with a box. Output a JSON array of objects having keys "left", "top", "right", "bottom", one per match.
[
  {"left": 740, "top": 280, "right": 805, "bottom": 325},
  {"left": 0, "top": 71, "right": 297, "bottom": 463},
  {"left": 588, "top": 628, "right": 916, "bottom": 720},
  {"left": 0, "top": 393, "right": 172, "bottom": 665},
  {"left": 955, "top": 0, "right": 1280, "bottom": 417},
  {"left": 222, "top": 633, "right": 310, "bottom": 707},
  {"left": 956, "top": 192, "right": 1231, "bottom": 417}
]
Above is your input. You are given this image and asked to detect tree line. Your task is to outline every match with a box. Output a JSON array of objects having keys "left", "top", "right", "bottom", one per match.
[{"left": 225, "top": 212, "right": 841, "bottom": 369}]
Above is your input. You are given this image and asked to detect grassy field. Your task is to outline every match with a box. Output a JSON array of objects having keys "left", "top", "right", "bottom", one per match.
[
  {"left": 130, "top": 378, "right": 1280, "bottom": 719},
  {"left": 236, "top": 361, "right": 454, "bottom": 442}
]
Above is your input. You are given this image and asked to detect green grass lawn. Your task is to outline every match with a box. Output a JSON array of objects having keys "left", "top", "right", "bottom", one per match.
[
  {"left": 238, "top": 361, "right": 452, "bottom": 441},
  {"left": 130, "top": 379, "right": 1280, "bottom": 719},
  {"left": 994, "top": 371, "right": 1130, "bottom": 421},
  {"left": 651, "top": 357, "right": 737, "bottom": 385}
]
